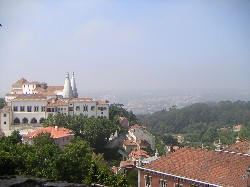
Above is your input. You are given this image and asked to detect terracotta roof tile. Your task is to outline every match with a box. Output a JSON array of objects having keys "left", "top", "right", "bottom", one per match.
[
  {"left": 97, "top": 100, "right": 108, "bottom": 104},
  {"left": 140, "top": 147, "right": 250, "bottom": 186},
  {"left": 123, "top": 140, "right": 137, "bottom": 146},
  {"left": 120, "top": 160, "right": 135, "bottom": 168},
  {"left": 14, "top": 94, "right": 47, "bottom": 100},
  {"left": 129, "top": 125, "right": 145, "bottom": 130},
  {"left": 46, "top": 86, "right": 64, "bottom": 91},
  {"left": 223, "top": 140, "right": 250, "bottom": 154},
  {"left": 129, "top": 149, "right": 150, "bottom": 159},
  {"left": 15, "top": 78, "right": 28, "bottom": 85},
  {"left": 70, "top": 98, "right": 94, "bottom": 102},
  {"left": 24, "top": 126, "right": 73, "bottom": 139}
]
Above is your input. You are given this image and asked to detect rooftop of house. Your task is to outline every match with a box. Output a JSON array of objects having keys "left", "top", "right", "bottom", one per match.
[
  {"left": 23, "top": 126, "right": 74, "bottom": 139},
  {"left": 129, "top": 149, "right": 150, "bottom": 159},
  {"left": 97, "top": 100, "right": 108, "bottom": 105},
  {"left": 123, "top": 139, "right": 137, "bottom": 146},
  {"left": 129, "top": 124, "right": 146, "bottom": 130},
  {"left": 46, "top": 86, "right": 64, "bottom": 91},
  {"left": 14, "top": 78, "right": 28, "bottom": 85},
  {"left": 14, "top": 94, "right": 47, "bottom": 100},
  {"left": 223, "top": 140, "right": 250, "bottom": 154},
  {"left": 139, "top": 146, "right": 250, "bottom": 187},
  {"left": 120, "top": 160, "right": 135, "bottom": 168}
]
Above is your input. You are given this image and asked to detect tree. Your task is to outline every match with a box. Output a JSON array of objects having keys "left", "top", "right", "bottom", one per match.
[
  {"left": 0, "top": 98, "right": 5, "bottom": 109},
  {"left": 55, "top": 137, "right": 93, "bottom": 183}
]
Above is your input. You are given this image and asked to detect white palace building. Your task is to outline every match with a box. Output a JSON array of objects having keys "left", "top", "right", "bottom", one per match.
[{"left": 0, "top": 72, "right": 109, "bottom": 136}]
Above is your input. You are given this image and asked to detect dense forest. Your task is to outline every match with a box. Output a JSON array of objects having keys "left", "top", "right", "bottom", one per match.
[{"left": 138, "top": 101, "right": 250, "bottom": 147}]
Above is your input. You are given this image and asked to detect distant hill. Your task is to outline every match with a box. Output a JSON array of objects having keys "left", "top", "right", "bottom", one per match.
[{"left": 137, "top": 101, "right": 250, "bottom": 145}]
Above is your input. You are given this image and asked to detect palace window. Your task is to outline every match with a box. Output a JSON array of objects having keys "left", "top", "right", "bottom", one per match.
[
  {"left": 91, "top": 106, "right": 95, "bottom": 111},
  {"left": 83, "top": 105, "right": 88, "bottom": 112},
  {"left": 4, "top": 121, "right": 6, "bottom": 124},
  {"left": 27, "top": 106, "right": 32, "bottom": 112},
  {"left": 20, "top": 106, "right": 25, "bottom": 112},
  {"left": 41, "top": 106, "right": 45, "bottom": 112},
  {"left": 3, "top": 114, "right": 6, "bottom": 117},
  {"left": 76, "top": 106, "right": 80, "bottom": 111},
  {"left": 13, "top": 106, "right": 18, "bottom": 111},
  {"left": 34, "top": 106, "right": 39, "bottom": 112}
]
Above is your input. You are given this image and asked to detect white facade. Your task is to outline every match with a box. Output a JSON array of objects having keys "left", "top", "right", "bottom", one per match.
[
  {"left": 128, "top": 125, "right": 155, "bottom": 149},
  {"left": 1, "top": 73, "right": 109, "bottom": 135},
  {"left": 11, "top": 95, "right": 47, "bottom": 125}
]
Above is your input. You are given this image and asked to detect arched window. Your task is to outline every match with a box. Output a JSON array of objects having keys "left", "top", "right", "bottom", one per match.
[
  {"left": 39, "top": 117, "right": 45, "bottom": 124},
  {"left": 30, "top": 117, "right": 37, "bottom": 123},
  {"left": 22, "top": 117, "right": 28, "bottom": 123},
  {"left": 14, "top": 118, "right": 20, "bottom": 124}
]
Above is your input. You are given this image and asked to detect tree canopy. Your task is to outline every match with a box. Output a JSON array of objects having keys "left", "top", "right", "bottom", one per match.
[{"left": 138, "top": 101, "right": 250, "bottom": 147}]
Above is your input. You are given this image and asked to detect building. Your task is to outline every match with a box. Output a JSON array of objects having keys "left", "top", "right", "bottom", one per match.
[
  {"left": 137, "top": 146, "right": 250, "bottom": 187},
  {"left": 22, "top": 126, "right": 74, "bottom": 148},
  {"left": 119, "top": 117, "right": 129, "bottom": 131},
  {"left": 0, "top": 73, "right": 109, "bottom": 136},
  {"left": 127, "top": 125, "right": 155, "bottom": 149}
]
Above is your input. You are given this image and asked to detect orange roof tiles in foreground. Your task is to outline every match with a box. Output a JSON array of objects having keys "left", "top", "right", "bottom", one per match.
[
  {"left": 24, "top": 126, "right": 73, "bottom": 139},
  {"left": 139, "top": 146, "right": 250, "bottom": 187}
]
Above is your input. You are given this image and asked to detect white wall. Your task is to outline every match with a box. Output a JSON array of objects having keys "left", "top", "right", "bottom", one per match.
[{"left": 11, "top": 99, "right": 47, "bottom": 124}]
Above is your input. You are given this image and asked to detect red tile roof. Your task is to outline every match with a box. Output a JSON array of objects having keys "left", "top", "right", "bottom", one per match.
[
  {"left": 46, "top": 86, "right": 64, "bottom": 91},
  {"left": 123, "top": 139, "right": 137, "bottom": 146},
  {"left": 139, "top": 147, "right": 250, "bottom": 186},
  {"left": 24, "top": 126, "right": 74, "bottom": 139},
  {"left": 15, "top": 78, "right": 28, "bottom": 85},
  {"left": 129, "top": 149, "right": 150, "bottom": 159},
  {"left": 223, "top": 140, "right": 250, "bottom": 154},
  {"left": 70, "top": 98, "right": 94, "bottom": 102},
  {"left": 14, "top": 94, "right": 47, "bottom": 100},
  {"left": 47, "top": 99, "right": 69, "bottom": 106},
  {"left": 120, "top": 160, "right": 135, "bottom": 168},
  {"left": 129, "top": 125, "right": 145, "bottom": 130},
  {"left": 97, "top": 100, "right": 108, "bottom": 104}
]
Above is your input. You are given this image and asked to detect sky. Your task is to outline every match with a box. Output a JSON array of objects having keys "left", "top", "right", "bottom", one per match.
[{"left": 0, "top": 0, "right": 250, "bottom": 97}]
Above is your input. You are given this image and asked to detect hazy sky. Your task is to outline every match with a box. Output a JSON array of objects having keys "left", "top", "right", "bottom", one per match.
[{"left": 0, "top": 0, "right": 250, "bottom": 97}]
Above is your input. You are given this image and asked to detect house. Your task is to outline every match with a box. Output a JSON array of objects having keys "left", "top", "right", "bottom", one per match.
[
  {"left": 123, "top": 139, "right": 137, "bottom": 153},
  {"left": 119, "top": 117, "right": 129, "bottom": 131},
  {"left": 22, "top": 126, "right": 74, "bottom": 148},
  {"left": 233, "top": 124, "right": 243, "bottom": 132},
  {"left": 137, "top": 146, "right": 250, "bottom": 187},
  {"left": 127, "top": 125, "right": 155, "bottom": 149},
  {"left": 112, "top": 160, "right": 137, "bottom": 175}
]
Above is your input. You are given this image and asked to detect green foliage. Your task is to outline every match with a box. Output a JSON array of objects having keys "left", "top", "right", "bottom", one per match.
[
  {"left": 0, "top": 98, "right": 5, "bottom": 109},
  {"left": 0, "top": 150, "right": 15, "bottom": 175},
  {"left": 0, "top": 132, "right": 131, "bottom": 186},
  {"left": 109, "top": 103, "right": 138, "bottom": 125},
  {"left": 43, "top": 114, "right": 119, "bottom": 148},
  {"left": 139, "top": 101, "right": 250, "bottom": 146},
  {"left": 127, "top": 170, "right": 138, "bottom": 187}
]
